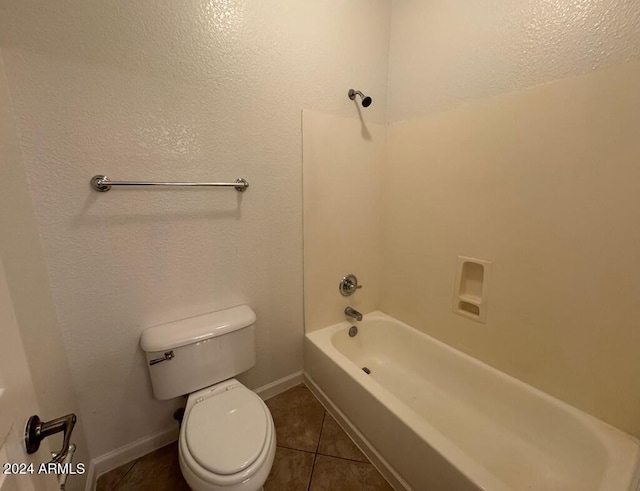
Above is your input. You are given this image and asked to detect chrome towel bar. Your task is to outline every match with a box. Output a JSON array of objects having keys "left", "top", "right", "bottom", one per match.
[{"left": 90, "top": 175, "right": 249, "bottom": 192}]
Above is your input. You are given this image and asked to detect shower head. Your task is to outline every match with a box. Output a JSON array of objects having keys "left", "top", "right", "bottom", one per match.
[{"left": 348, "top": 89, "right": 372, "bottom": 108}]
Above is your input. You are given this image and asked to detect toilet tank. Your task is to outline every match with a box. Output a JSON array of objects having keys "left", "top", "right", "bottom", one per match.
[{"left": 140, "top": 305, "right": 257, "bottom": 400}]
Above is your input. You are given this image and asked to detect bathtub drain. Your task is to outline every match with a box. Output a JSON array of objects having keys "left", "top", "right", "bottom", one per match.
[{"left": 362, "top": 367, "right": 371, "bottom": 374}]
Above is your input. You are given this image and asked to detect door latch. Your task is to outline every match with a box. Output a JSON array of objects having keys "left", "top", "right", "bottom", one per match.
[{"left": 25, "top": 413, "right": 76, "bottom": 463}]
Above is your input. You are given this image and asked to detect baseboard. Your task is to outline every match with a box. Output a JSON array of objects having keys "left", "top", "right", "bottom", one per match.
[
  {"left": 304, "top": 373, "right": 410, "bottom": 491},
  {"left": 85, "top": 425, "right": 179, "bottom": 491},
  {"left": 254, "top": 370, "right": 304, "bottom": 401},
  {"left": 85, "top": 370, "right": 303, "bottom": 491}
]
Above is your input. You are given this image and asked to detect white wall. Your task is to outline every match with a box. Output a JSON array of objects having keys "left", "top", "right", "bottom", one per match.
[
  {"left": 0, "top": 256, "right": 58, "bottom": 491},
  {"left": 383, "top": 1, "right": 640, "bottom": 436},
  {"left": 0, "top": 51, "right": 89, "bottom": 491},
  {"left": 0, "top": 0, "right": 390, "bottom": 459},
  {"left": 388, "top": 0, "right": 640, "bottom": 121}
]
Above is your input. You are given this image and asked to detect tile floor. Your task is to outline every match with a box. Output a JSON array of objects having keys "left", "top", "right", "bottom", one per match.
[{"left": 96, "top": 384, "right": 393, "bottom": 490}]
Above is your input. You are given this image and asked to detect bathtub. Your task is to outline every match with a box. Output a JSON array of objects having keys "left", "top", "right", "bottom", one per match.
[{"left": 304, "top": 311, "right": 640, "bottom": 491}]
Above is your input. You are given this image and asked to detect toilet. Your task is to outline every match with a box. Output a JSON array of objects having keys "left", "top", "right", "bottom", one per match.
[{"left": 140, "top": 305, "right": 276, "bottom": 491}]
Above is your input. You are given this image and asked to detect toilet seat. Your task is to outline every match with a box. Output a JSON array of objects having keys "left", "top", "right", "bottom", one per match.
[
  {"left": 185, "top": 385, "right": 269, "bottom": 475},
  {"left": 179, "top": 380, "right": 276, "bottom": 490}
]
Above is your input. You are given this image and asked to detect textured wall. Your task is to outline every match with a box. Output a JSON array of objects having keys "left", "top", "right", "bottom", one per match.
[
  {"left": 0, "top": 0, "right": 390, "bottom": 459},
  {"left": 382, "top": 60, "right": 640, "bottom": 437},
  {"left": 0, "top": 52, "right": 88, "bottom": 491},
  {"left": 0, "top": 259, "right": 57, "bottom": 491},
  {"left": 303, "top": 111, "right": 385, "bottom": 332},
  {"left": 388, "top": 0, "right": 640, "bottom": 121}
]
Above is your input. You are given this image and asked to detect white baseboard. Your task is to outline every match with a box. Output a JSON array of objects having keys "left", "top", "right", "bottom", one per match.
[
  {"left": 254, "top": 370, "right": 303, "bottom": 401},
  {"left": 85, "top": 370, "right": 303, "bottom": 491},
  {"left": 85, "top": 425, "right": 178, "bottom": 491}
]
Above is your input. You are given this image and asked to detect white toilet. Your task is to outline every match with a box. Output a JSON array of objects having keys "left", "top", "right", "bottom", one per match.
[{"left": 140, "top": 305, "right": 276, "bottom": 491}]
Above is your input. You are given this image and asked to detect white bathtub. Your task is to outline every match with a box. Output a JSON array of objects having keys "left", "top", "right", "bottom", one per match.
[{"left": 304, "top": 311, "right": 640, "bottom": 491}]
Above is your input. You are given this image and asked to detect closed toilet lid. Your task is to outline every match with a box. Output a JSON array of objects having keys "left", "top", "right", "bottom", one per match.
[{"left": 184, "top": 386, "right": 268, "bottom": 476}]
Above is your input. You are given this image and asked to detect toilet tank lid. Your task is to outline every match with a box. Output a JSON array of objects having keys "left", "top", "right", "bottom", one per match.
[{"left": 140, "top": 305, "right": 256, "bottom": 352}]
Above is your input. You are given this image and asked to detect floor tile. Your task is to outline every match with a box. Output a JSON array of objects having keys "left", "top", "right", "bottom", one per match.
[
  {"left": 309, "top": 455, "right": 393, "bottom": 491},
  {"left": 96, "top": 460, "right": 135, "bottom": 491},
  {"left": 94, "top": 387, "right": 394, "bottom": 491},
  {"left": 266, "top": 387, "right": 325, "bottom": 452},
  {"left": 264, "top": 446, "right": 315, "bottom": 491},
  {"left": 317, "top": 414, "right": 367, "bottom": 463},
  {"left": 115, "top": 443, "right": 190, "bottom": 491}
]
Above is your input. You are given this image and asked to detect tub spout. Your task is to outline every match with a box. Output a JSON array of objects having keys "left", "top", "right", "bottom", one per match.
[{"left": 345, "top": 306, "right": 363, "bottom": 322}]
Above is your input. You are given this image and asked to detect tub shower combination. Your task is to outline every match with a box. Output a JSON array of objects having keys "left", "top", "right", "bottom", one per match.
[{"left": 304, "top": 311, "right": 640, "bottom": 491}]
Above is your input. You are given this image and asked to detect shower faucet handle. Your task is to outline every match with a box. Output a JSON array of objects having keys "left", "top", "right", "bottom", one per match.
[{"left": 339, "top": 274, "right": 362, "bottom": 297}]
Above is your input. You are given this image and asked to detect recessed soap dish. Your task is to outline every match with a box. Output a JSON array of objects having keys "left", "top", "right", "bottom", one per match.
[
  {"left": 458, "top": 300, "right": 480, "bottom": 316},
  {"left": 453, "top": 256, "right": 492, "bottom": 324}
]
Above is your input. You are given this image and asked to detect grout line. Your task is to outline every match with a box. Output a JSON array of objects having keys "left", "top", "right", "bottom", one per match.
[
  {"left": 275, "top": 444, "right": 317, "bottom": 455},
  {"left": 315, "top": 410, "right": 327, "bottom": 454},
  {"left": 307, "top": 453, "right": 317, "bottom": 491},
  {"left": 315, "top": 451, "right": 370, "bottom": 465},
  {"left": 112, "top": 460, "right": 139, "bottom": 490},
  {"left": 307, "top": 409, "right": 326, "bottom": 491}
]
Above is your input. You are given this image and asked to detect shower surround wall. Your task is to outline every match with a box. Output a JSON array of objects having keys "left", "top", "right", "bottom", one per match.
[
  {"left": 303, "top": 111, "right": 385, "bottom": 332},
  {"left": 382, "top": 62, "right": 640, "bottom": 438},
  {"left": 0, "top": 0, "right": 390, "bottom": 464},
  {"left": 382, "top": 1, "right": 640, "bottom": 437}
]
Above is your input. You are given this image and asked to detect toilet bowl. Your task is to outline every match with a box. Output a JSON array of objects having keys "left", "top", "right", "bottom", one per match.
[{"left": 140, "top": 305, "right": 276, "bottom": 491}]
